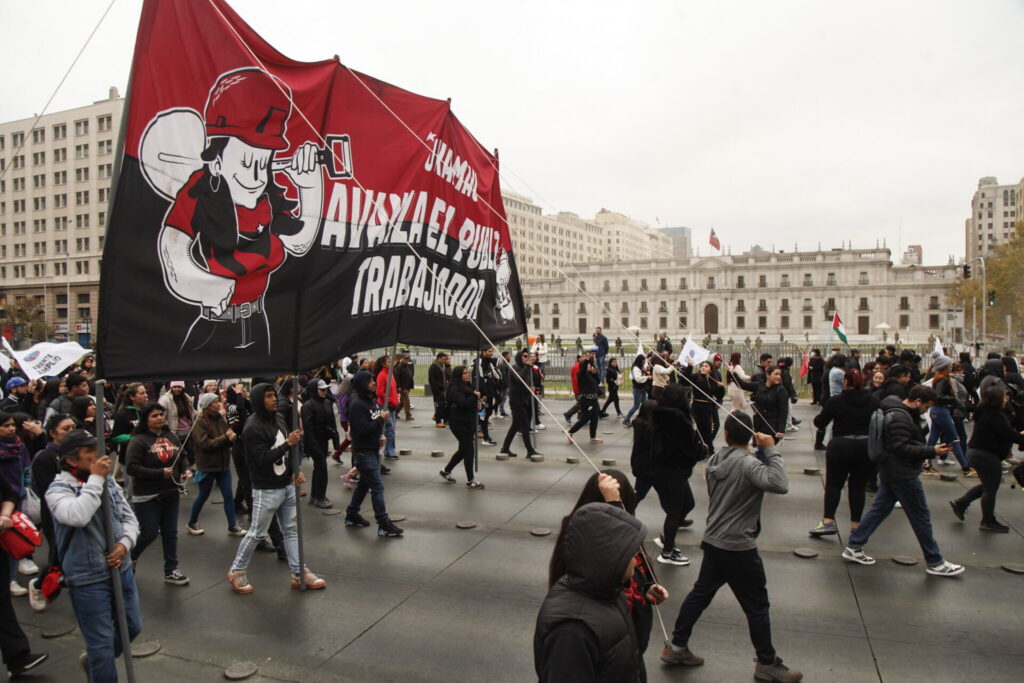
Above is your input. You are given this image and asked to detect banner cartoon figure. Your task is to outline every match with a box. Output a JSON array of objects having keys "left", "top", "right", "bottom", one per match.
[{"left": 97, "top": 0, "right": 526, "bottom": 380}]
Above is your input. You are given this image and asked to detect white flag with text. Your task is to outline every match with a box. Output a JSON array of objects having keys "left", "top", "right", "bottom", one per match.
[{"left": 2, "top": 338, "right": 89, "bottom": 381}]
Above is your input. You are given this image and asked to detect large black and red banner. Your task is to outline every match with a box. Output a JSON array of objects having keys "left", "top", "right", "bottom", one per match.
[{"left": 97, "top": 0, "right": 525, "bottom": 380}]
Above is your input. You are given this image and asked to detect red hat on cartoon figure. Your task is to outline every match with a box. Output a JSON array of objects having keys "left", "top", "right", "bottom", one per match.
[{"left": 204, "top": 68, "right": 292, "bottom": 150}]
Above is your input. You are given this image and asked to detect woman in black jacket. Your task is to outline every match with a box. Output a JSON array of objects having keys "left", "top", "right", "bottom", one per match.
[
  {"left": 599, "top": 358, "right": 623, "bottom": 418},
  {"left": 809, "top": 370, "right": 879, "bottom": 537},
  {"left": 439, "top": 366, "right": 485, "bottom": 489},
  {"left": 807, "top": 349, "right": 825, "bottom": 405},
  {"left": 688, "top": 361, "right": 719, "bottom": 450},
  {"left": 950, "top": 386, "right": 1024, "bottom": 532},
  {"left": 567, "top": 356, "right": 601, "bottom": 443},
  {"left": 629, "top": 400, "right": 657, "bottom": 502},
  {"left": 499, "top": 351, "right": 540, "bottom": 458},
  {"left": 752, "top": 368, "right": 788, "bottom": 443}
]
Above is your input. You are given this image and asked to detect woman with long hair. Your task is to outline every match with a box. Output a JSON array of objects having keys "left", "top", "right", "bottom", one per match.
[
  {"left": 126, "top": 403, "right": 191, "bottom": 586},
  {"left": 623, "top": 353, "right": 651, "bottom": 425},
  {"left": 599, "top": 357, "right": 623, "bottom": 419},
  {"left": 548, "top": 469, "right": 668, "bottom": 683},
  {"left": 33, "top": 380, "right": 61, "bottom": 423},
  {"left": 649, "top": 353, "right": 673, "bottom": 402},
  {"left": 28, "top": 413, "right": 76, "bottom": 606},
  {"left": 752, "top": 368, "right": 788, "bottom": 443},
  {"left": 187, "top": 394, "right": 246, "bottom": 537},
  {"left": 725, "top": 352, "right": 751, "bottom": 412},
  {"left": 689, "top": 360, "right": 719, "bottom": 450},
  {"left": 567, "top": 355, "right": 602, "bottom": 444},
  {"left": 629, "top": 400, "right": 658, "bottom": 502},
  {"left": 439, "top": 366, "right": 485, "bottom": 489},
  {"left": 69, "top": 396, "right": 97, "bottom": 435},
  {"left": 0, "top": 413, "right": 36, "bottom": 594}
]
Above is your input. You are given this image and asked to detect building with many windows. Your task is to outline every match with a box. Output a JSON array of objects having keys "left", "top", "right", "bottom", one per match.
[
  {"left": 0, "top": 88, "right": 121, "bottom": 345},
  {"left": 522, "top": 247, "right": 959, "bottom": 344},
  {"left": 966, "top": 176, "right": 1018, "bottom": 261}
]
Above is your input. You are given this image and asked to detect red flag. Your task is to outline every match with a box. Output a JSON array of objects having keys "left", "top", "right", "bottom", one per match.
[
  {"left": 800, "top": 352, "right": 809, "bottom": 378},
  {"left": 709, "top": 228, "right": 721, "bottom": 250}
]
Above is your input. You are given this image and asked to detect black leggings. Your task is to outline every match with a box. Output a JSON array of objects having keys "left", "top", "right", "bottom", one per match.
[
  {"left": 501, "top": 399, "right": 536, "bottom": 455},
  {"left": 652, "top": 471, "right": 694, "bottom": 552},
  {"left": 823, "top": 437, "right": 874, "bottom": 522},
  {"left": 955, "top": 449, "right": 1003, "bottom": 523},
  {"left": 601, "top": 385, "right": 621, "bottom": 416},
  {"left": 445, "top": 429, "right": 477, "bottom": 480},
  {"left": 569, "top": 396, "right": 599, "bottom": 438},
  {"left": 693, "top": 401, "right": 718, "bottom": 450}
]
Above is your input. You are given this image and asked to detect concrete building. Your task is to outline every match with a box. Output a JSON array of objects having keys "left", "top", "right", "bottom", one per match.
[
  {"left": 0, "top": 88, "right": 121, "bottom": 345},
  {"left": 658, "top": 226, "right": 693, "bottom": 259},
  {"left": 901, "top": 244, "right": 922, "bottom": 265},
  {"left": 965, "top": 176, "right": 1018, "bottom": 261},
  {"left": 522, "top": 247, "right": 959, "bottom": 343}
]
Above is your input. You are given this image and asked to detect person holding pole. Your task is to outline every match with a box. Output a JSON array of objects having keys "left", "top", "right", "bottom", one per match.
[
  {"left": 227, "top": 384, "right": 326, "bottom": 594},
  {"left": 46, "top": 429, "right": 141, "bottom": 681},
  {"left": 439, "top": 366, "right": 486, "bottom": 489}
]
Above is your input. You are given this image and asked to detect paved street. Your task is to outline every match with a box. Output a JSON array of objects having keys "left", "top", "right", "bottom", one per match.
[{"left": 10, "top": 399, "right": 1024, "bottom": 682}]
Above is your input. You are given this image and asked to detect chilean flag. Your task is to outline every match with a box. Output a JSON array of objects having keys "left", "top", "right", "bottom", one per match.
[{"left": 709, "top": 228, "right": 721, "bottom": 251}]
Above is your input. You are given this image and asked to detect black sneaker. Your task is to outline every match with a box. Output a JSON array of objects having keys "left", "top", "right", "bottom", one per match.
[
  {"left": 754, "top": 657, "right": 803, "bottom": 682},
  {"left": 8, "top": 651, "right": 48, "bottom": 677},
  {"left": 255, "top": 539, "right": 276, "bottom": 552},
  {"left": 380, "top": 465, "right": 392, "bottom": 475},
  {"left": 378, "top": 520, "right": 404, "bottom": 537},
  {"left": 164, "top": 570, "right": 190, "bottom": 586},
  {"left": 345, "top": 512, "right": 371, "bottom": 527},
  {"left": 949, "top": 500, "right": 966, "bottom": 521},
  {"left": 979, "top": 520, "right": 1010, "bottom": 533}
]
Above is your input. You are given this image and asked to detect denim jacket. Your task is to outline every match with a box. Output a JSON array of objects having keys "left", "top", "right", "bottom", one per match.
[{"left": 46, "top": 472, "right": 139, "bottom": 587}]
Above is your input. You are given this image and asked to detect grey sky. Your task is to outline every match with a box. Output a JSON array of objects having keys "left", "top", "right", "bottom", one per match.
[{"left": 4, "top": 0, "right": 1022, "bottom": 263}]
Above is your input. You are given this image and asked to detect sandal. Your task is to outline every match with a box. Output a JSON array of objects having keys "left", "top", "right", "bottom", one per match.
[
  {"left": 466, "top": 481, "right": 486, "bottom": 489},
  {"left": 439, "top": 469, "right": 456, "bottom": 483}
]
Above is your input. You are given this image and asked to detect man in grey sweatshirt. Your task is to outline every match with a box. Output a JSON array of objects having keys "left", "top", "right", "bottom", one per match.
[{"left": 661, "top": 411, "right": 802, "bottom": 683}]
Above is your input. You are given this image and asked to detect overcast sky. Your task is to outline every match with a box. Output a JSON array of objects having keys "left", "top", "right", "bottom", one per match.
[{"left": 3, "top": 0, "right": 1022, "bottom": 263}]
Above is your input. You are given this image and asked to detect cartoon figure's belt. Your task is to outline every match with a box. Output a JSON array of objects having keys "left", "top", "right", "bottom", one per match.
[{"left": 201, "top": 296, "right": 264, "bottom": 322}]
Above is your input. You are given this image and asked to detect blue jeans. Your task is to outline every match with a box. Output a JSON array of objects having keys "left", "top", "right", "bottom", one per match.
[
  {"left": 383, "top": 412, "right": 397, "bottom": 458},
  {"left": 926, "top": 407, "right": 969, "bottom": 470},
  {"left": 347, "top": 451, "right": 389, "bottom": 522},
  {"left": 624, "top": 387, "right": 646, "bottom": 422},
  {"left": 131, "top": 494, "right": 179, "bottom": 575},
  {"left": 189, "top": 470, "right": 238, "bottom": 529},
  {"left": 231, "top": 486, "right": 300, "bottom": 575},
  {"left": 848, "top": 478, "right": 943, "bottom": 566},
  {"left": 596, "top": 355, "right": 607, "bottom": 384},
  {"left": 69, "top": 569, "right": 142, "bottom": 683}
]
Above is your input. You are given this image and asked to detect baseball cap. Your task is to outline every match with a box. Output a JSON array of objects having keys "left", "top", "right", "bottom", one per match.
[
  {"left": 316, "top": 379, "right": 329, "bottom": 390},
  {"left": 59, "top": 429, "right": 98, "bottom": 458},
  {"left": 5, "top": 377, "right": 27, "bottom": 392}
]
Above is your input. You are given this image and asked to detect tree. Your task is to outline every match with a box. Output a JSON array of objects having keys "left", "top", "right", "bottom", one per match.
[
  {"left": 0, "top": 299, "right": 47, "bottom": 344},
  {"left": 948, "top": 221, "right": 1024, "bottom": 342}
]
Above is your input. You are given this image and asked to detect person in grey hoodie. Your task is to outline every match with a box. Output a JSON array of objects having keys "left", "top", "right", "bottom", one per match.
[{"left": 662, "top": 411, "right": 802, "bottom": 683}]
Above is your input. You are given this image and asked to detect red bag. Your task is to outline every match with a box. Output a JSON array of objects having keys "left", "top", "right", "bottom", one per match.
[{"left": 0, "top": 511, "right": 43, "bottom": 560}]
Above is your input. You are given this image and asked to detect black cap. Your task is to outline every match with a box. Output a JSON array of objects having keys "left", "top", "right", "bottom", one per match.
[{"left": 59, "top": 429, "right": 98, "bottom": 458}]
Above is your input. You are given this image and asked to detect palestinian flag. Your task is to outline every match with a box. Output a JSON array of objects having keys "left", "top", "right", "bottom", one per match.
[{"left": 832, "top": 313, "right": 848, "bottom": 345}]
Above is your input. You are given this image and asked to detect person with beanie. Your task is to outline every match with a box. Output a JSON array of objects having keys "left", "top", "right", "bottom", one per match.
[
  {"left": 344, "top": 371, "right": 404, "bottom": 536},
  {"left": 227, "top": 384, "right": 326, "bottom": 594},
  {"left": 924, "top": 356, "right": 973, "bottom": 476},
  {"left": 186, "top": 394, "right": 246, "bottom": 537}
]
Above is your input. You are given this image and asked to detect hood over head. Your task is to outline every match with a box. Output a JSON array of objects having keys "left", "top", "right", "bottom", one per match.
[
  {"left": 984, "top": 359, "right": 1004, "bottom": 378},
  {"left": 561, "top": 503, "right": 646, "bottom": 600},
  {"left": 250, "top": 382, "right": 276, "bottom": 420},
  {"left": 352, "top": 370, "right": 374, "bottom": 400}
]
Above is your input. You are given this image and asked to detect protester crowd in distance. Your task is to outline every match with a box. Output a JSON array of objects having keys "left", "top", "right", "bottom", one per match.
[{"left": 0, "top": 336, "right": 1021, "bottom": 681}]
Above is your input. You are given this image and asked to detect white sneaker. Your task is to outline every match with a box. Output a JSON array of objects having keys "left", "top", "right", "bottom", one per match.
[
  {"left": 10, "top": 580, "right": 27, "bottom": 597},
  {"left": 536, "top": 423, "right": 546, "bottom": 430},
  {"left": 653, "top": 536, "right": 664, "bottom": 549},
  {"left": 841, "top": 547, "right": 876, "bottom": 565},
  {"left": 28, "top": 578, "right": 47, "bottom": 611},
  {"left": 18, "top": 558, "right": 39, "bottom": 575},
  {"left": 926, "top": 560, "right": 965, "bottom": 577}
]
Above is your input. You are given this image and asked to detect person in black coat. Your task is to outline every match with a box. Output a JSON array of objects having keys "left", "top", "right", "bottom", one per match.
[
  {"left": 950, "top": 385, "right": 1024, "bottom": 532},
  {"left": 958, "top": 352, "right": 978, "bottom": 407},
  {"left": 301, "top": 380, "right": 337, "bottom": 508},
  {"left": 428, "top": 353, "right": 452, "bottom": 427},
  {"left": 807, "top": 349, "right": 825, "bottom": 405},
  {"left": 568, "top": 355, "right": 601, "bottom": 442},
  {"left": 439, "top": 366, "right": 485, "bottom": 489},
  {"left": 752, "top": 368, "right": 788, "bottom": 443},
  {"left": 499, "top": 351, "right": 540, "bottom": 458},
  {"left": 809, "top": 370, "right": 879, "bottom": 537}
]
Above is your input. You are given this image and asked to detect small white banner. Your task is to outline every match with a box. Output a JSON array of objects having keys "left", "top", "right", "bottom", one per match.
[{"left": 2, "top": 338, "right": 90, "bottom": 381}]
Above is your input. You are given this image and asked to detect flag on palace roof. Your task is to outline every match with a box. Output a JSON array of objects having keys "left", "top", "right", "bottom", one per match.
[{"left": 709, "top": 228, "right": 721, "bottom": 251}]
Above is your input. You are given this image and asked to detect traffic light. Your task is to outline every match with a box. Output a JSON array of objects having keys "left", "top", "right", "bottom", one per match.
[
  {"left": 988, "top": 289, "right": 997, "bottom": 307},
  {"left": 962, "top": 264, "right": 972, "bottom": 279}
]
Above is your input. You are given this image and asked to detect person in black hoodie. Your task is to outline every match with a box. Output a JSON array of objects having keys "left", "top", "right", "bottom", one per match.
[
  {"left": 301, "top": 379, "right": 337, "bottom": 509},
  {"left": 567, "top": 355, "right": 602, "bottom": 443},
  {"left": 650, "top": 383, "right": 705, "bottom": 567},
  {"left": 808, "top": 370, "right": 879, "bottom": 537},
  {"left": 950, "top": 385, "right": 1024, "bottom": 532},
  {"left": 534, "top": 502, "right": 646, "bottom": 683},
  {"left": 629, "top": 400, "right": 657, "bottom": 502},
  {"left": 225, "top": 383, "right": 253, "bottom": 515},
  {"left": 227, "top": 384, "right": 326, "bottom": 594},
  {"left": 439, "top": 366, "right": 485, "bottom": 489},
  {"left": 751, "top": 368, "right": 788, "bottom": 443},
  {"left": 344, "top": 371, "right": 404, "bottom": 537},
  {"left": 958, "top": 352, "right": 978, "bottom": 407},
  {"left": 807, "top": 349, "right": 825, "bottom": 405},
  {"left": 499, "top": 350, "right": 541, "bottom": 458}
]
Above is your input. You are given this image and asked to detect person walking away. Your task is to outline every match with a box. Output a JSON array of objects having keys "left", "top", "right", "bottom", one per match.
[
  {"left": 47, "top": 429, "right": 140, "bottom": 682},
  {"left": 548, "top": 472, "right": 668, "bottom": 683},
  {"left": 808, "top": 370, "right": 879, "bottom": 537},
  {"left": 396, "top": 355, "right": 415, "bottom": 421},
  {"left": 624, "top": 353, "right": 651, "bottom": 425},
  {"left": 923, "top": 356, "right": 973, "bottom": 476},
  {"left": 158, "top": 381, "right": 196, "bottom": 468},
  {"left": 375, "top": 356, "right": 401, "bottom": 460},
  {"left": 662, "top": 412, "right": 801, "bottom": 682},
  {"left": 428, "top": 352, "right": 451, "bottom": 428},
  {"left": 650, "top": 383, "right": 705, "bottom": 566},
  {"left": 534, "top": 502, "right": 647, "bottom": 683},
  {"left": 950, "top": 386, "right": 1024, "bottom": 532},
  {"left": 499, "top": 351, "right": 541, "bottom": 459},
  {"left": 593, "top": 327, "right": 609, "bottom": 385},
  {"left": 439, "top": 366, "right": 485, "bottom": 489},
  {"left": 958, "top": 352, "right": 978, "bottom": 408},
  {"left": 227, "top": 384, "right": 326, "bottom": 593},
  {"left": 807, "top": 349, "right": 824, "bottom": 405},
  {"left": 187, "top": 394, "right": 245, "bottom": 536},
  {"left": 563, "top": 354, "right": 583, "bottom": 425},
  {"left": 599, "top": 358, "right": 623, "bottom": 418},
  {"left": 125, "top": 404, "right": 191, "bottom": 586},
  {"left": 301, "top": 380, "right": 337, "bottom": 509},
  {"left": 344, "top": 372, "right": 404, "bottom": 537},
  {"left": 567, "top": 354, "right": 602, "bottom": 444},
  {"left": 630, "top": 401, "right": 658, "bottom": 503},
  {"left": 841, "top": 386, "right": 964, "bottom": 576}
]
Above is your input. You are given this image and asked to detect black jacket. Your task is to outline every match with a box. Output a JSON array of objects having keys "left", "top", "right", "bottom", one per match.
[
  {"left": 807, "top": 356, "right": 824, "bottom": 383},
  {"left": 534, "top": 503, "right": 645, "bottom": 683},
  {"left": 876, "top": 379, "right": 908, "bottom": 401},
  {"left": 752, "top": 383, "right": 789, "bottom": 436},
  {"left": 427, "top": 362, "right": 451, "bottom": 398},
  {"left": 396, "top": 363, "right": 415, "bottom": 391},
  {"left": 651, "top": 386, "right": 703, "bottom": 473},
  {"left": 814, "top": 389, "right": 879, "bottom": 438},
  {"left": 967, "top": 404, "right": 1024, "bottom": 459},
  {"left": 126, "top": 430, "right": 187, "bottom": 498},
  {"left": 878, "top": 395, "right": 934, "bottom": 483},
  {"left": 446, "top": 382, "right": 478, "bottom": 435},
  {"left": 301, "top": 394, "right": 335, "bottom": 459},
  {"left": 347, "top": 373, "right": 385, "bottom": 453},
  {"left": 243, "top": 383, "right": 294, "bottom": 490},
  {"left": 577, "top": 358, "right": 600, "bottom": 396},
  {"left": 508, "top": 357, "right": 534, "bottom": 402}
]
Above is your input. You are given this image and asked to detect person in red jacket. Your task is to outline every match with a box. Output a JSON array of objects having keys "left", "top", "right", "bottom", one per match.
[
  {"left": 376, "top": 355, "right": 400, "bottom": 461},
  {"left": 562, "top": 354, "right": 584, "bottom": 425}
]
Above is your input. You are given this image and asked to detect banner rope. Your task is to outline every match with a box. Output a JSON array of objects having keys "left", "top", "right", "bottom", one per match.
[{"left": 0, "top": 0, "right": 117, "bottom": 183}]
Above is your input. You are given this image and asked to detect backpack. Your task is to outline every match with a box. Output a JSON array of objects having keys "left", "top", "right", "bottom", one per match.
[{"left": 867, "top": 407, "right": 900, "bottom": 465}]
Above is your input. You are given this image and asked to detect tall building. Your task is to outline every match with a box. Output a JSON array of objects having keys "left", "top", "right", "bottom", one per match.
[
  {"left": 965, "top": 176, "right": 1018, "bottom": 261},
  {"left": 901, "top": 244, "right": 922, "bottom": 265},
  {"left": 658, "top": 226, "right": 693, "bottom": 259},
  {"left": 0, "top": 88, "right": 122, "bottom": 346}
]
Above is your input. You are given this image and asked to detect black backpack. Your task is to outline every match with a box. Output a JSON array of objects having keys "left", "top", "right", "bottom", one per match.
[{"left": 867, "top": 407, "right": 901, "bottom": 465}]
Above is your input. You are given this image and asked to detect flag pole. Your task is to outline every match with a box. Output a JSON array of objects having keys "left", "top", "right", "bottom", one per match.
[
  {"left": 291, "top": 375, "right": 306, "bottom": 590},
  {"left": 473, "top": 335, "right": 481, "bottom": 475},
  {"left": 95, "top": 379, "right": 136, "bottom": 681}
]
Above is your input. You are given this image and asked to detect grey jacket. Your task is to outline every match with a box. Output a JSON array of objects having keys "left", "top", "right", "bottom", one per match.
[{"left": 703, "top": 445, "right": 788, "bottom": 551}]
